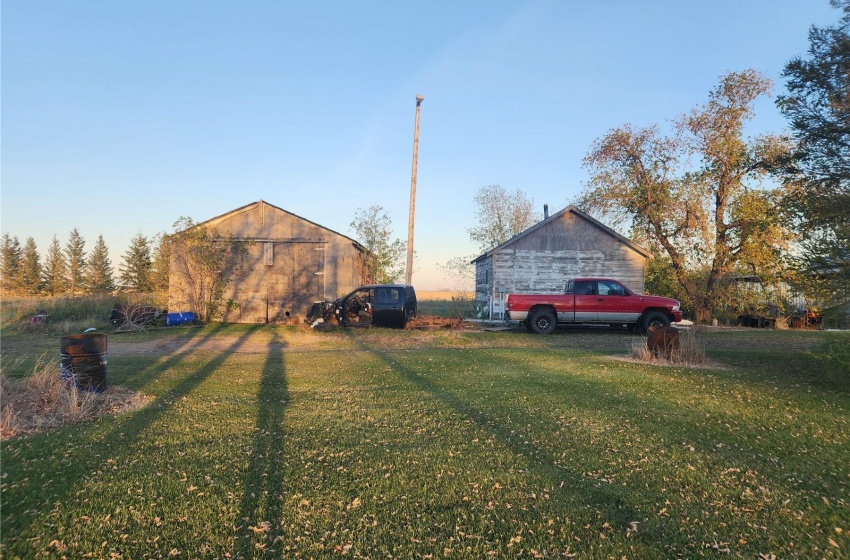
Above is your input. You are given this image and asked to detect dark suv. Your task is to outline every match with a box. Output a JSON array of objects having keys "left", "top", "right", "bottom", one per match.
[{"left": 307, "top": 284, "right": 417, "bottom": 329}]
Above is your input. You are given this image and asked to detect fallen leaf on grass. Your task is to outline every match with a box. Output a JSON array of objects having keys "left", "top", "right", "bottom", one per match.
[{"left": 251, "top": 522, "right": 271, "bottom": 534}]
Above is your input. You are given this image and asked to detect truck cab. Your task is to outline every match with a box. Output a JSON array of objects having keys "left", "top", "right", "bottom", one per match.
[{"left": 307, "top": 284, "right": 417, "bottom": 329}]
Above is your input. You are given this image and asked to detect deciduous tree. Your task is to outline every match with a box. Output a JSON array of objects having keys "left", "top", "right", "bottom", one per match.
[
  {"left": 467, "top": 185, "right": 541, "bottom": 252},
  {"left": 581, "top": 70, "right": 792, "bottom": 322},
  {"left": 441, "top": 185, "right": 541, "bottom": 289},
  {"left": 120, "top": 232, "right": 153, "bottom": 292},
  {"left": 350, "top": 205, "right": 406, "bottom": 284},
  {"left": 778, "top": 0, "right": 850, "bottom": 307},
  {"left": 169, "top": 217, "right": 250, "bottom": 322}
]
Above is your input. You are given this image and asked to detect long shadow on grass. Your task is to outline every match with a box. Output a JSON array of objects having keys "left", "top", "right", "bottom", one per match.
[
  {"left": 343, "top": 331, "right": 642, "bottom": 531},
  {"left": 235, "top": 332, "right": 288, "bottom": 557},
  {"left": 457, "top": 348, "right": 850, "bottom": 553},
  {"left": 346, "top": 332, "right": 849, "bottom": 555},
  {"left": 110, "top": 324, "right": 221, "bottom": 391},
  {"left": 1, "top": 323, "right": 263, "bottom": 546}
]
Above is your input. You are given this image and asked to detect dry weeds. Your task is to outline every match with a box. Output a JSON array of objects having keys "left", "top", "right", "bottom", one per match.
[
  {"left": 629, "top": 328, "right": 710, "bottom": 367},
  {"left": 0, "top": 358, "right": 146, "bottom": 439}
]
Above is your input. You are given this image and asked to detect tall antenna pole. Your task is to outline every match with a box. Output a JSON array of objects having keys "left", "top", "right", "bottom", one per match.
[{"left": 406, "top": 94, "right": 424, "bottom": 286}]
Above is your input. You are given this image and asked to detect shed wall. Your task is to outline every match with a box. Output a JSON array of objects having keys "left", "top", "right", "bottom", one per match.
[
  {"left": 168, "top": 202, "right": 368, "bottom": 323},
  {"left": 474, "top": 211, "right": 647, "bottom": 313}
]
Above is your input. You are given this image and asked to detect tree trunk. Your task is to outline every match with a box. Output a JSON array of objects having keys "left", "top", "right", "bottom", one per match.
[{"left": 694, "top": 304, "right": 714, "bottom": 324}]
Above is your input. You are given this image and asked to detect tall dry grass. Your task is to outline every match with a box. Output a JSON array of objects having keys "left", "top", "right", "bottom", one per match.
[
  {"left": 630, "top": 328, "right": 708, "bottom": 366},
  {"left": 0, "top": 357, "right": 146, "bottom": 439}
]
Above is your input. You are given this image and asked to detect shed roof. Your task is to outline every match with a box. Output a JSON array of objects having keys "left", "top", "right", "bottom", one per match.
[{"left": 470, "top": 205, "right": 652, "bottom": 263}]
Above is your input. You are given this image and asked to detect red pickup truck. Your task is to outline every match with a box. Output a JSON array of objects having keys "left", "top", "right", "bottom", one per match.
[{"left": 505, "top": 278, "right": 682, "bottom": 334}]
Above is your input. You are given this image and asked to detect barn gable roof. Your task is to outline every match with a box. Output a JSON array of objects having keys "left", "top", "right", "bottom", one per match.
[
  {"left": 183, "top": 200, "right": 366, "bottom": 250},
  {"left": 470, "top": 205, "right": 652, "bottom": 263}
]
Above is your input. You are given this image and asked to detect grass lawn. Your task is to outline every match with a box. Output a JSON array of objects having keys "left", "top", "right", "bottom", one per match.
[{"left": 1, "top": 325, "right": 848, "bottom": 559}]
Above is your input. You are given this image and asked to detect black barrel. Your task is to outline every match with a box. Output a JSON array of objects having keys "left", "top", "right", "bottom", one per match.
[{"left": 60, "top": 333, "right": 107, "bottom": 392}]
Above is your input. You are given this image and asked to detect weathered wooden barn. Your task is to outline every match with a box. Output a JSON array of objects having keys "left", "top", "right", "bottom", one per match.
[
  {"left": 471, "top": 205, "right": 652, "bottom": 318},
  {"left": 168, "top": 200, "right": 371, "bottom": 323}
]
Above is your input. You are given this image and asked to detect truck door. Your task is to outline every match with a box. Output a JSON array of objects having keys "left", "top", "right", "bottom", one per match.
[
  {"left": 596, "top": 280, "right": 641, "bottom": 322},
  {"left": 574, "top": 280, "right": 598, "bottom": 321},
  {"left": 372, "top": 286, "right": 404, "bottom": 328},
  {"left": 557, "top": 280, "right": 577, "bottom": 322}
]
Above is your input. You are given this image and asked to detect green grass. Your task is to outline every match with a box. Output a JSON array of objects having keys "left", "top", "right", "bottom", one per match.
[
  {"left": 1, "top": 325, "right": 848, "bottom": 558},
  {"left": 416, "top": 298, "right": 478, "bottom": 318}
]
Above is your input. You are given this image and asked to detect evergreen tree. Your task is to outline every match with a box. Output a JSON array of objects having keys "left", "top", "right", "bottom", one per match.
[
  {"left": 778, "top": 0, "right": 850, "bottom": 306},
  {"left": 43, "top": 235, "right": 68, "bottom": 296},
  {"left": 65, "top": 228, "right": 87, "bottom": 295},
  {"left": 1, "top": 233, "right": 23, "bottom": 294},
  {"left": 85, "top": 235, "right": 115, "bottom": 294},
  {"left": 150, "top": 233, "right": 171, "bottom": 294},
  {"left": 120, "top": 232, "right": 153, "bottom": 292},
  {"left": 19, "top": 237, "right": 43, "bottom": 295}
]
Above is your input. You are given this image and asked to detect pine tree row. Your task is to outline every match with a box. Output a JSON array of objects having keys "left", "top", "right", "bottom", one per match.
[{"left": 0, "top": 229, "right": 170, "bottom": 296}]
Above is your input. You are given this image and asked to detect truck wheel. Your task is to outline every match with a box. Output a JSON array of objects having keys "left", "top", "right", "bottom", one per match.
[
  {"left": 641, "top": 311, "right": 670, "bottom": 332},
  {"left": 529, "top": 309, "right": 557, "bottom": 335}
]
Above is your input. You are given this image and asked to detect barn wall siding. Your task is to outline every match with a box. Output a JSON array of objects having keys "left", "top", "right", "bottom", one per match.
[
  {"left": 495, "top": 249, "right": 645, "bottom": 295},
  {"left": 169, "top": 201, "right": 367, "bottom": 323}
]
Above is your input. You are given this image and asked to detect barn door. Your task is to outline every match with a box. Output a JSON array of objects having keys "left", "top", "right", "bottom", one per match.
[
  {"left": 263, "top": 242, "right": 325, "bottom": 323},
  {"left": 290, "top": 243, "right": 325, "bottom": 317},
  {"left": 223, "top": 242, "right": 326, "bottom": 323}
]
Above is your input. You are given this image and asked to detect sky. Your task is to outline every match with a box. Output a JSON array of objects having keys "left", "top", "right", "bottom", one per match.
[{"left": 0, "top": 0, "right": 840, "bottom": 291}]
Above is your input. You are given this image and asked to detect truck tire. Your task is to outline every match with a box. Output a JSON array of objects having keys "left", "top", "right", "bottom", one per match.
[
  {"left": 641, "top": 311, "right": 670, "bottom": 332},
  {"left": 528, "top": 309, "right": 557, "bottom": 335}
]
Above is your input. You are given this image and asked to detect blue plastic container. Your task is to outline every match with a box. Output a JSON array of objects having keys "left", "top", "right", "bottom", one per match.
[{"left": 165, "top": 312, "right": 195, "bottom": 326}]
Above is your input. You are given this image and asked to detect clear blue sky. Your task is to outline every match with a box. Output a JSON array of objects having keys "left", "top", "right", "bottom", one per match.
[{"left": 1, "top": 0, "right": 839, "bottom": 290}]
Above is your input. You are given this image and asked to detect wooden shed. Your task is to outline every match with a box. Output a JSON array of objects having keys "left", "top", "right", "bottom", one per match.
[
  {"left": 168, "top": 200, "right": 370, "bottom": 323},
  {"left": 471, "top": 206, "right": 652, "bottom": 318}
]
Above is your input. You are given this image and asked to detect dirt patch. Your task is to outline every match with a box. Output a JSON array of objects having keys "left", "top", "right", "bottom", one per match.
[{"left": 406, "top": 316, "right": 465, "bottom": 330}]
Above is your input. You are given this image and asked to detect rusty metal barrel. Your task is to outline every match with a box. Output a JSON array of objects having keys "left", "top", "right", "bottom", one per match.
[
  {"left": 647, "top": 325, "right": 680, "bottom": 357},
  {"left": 60, "top": 333, "right": 108, "bottom": 392}
]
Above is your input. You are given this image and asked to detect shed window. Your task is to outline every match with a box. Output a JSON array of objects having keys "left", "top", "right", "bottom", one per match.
[{"left": 264, "top": 242, "right": 273, "bottom": 266}]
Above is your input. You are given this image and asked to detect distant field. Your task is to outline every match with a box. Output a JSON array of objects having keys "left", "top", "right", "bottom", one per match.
[
  {"left": 417, "top": 290, "right": 474, "bottom": 301},
  {"left": 416, "top": 291, "right": 477, "bottom": 317}
]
